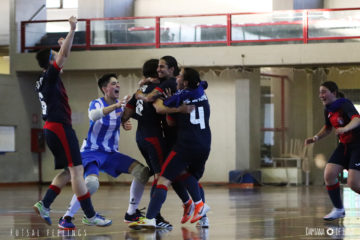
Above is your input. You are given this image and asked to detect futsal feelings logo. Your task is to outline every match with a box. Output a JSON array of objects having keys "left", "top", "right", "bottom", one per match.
[{"left": 10, "top": 228, "right": 87, "bottom": 238}]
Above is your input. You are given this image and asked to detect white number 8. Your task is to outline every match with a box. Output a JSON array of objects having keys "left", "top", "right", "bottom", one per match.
[{"left": 190, "top": 106, "right": 205, "bottom": 129}]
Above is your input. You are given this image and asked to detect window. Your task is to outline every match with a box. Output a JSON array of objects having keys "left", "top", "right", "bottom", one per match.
[
  {"left": 0, "top": 126, "right": 15, "bottom": 152},
  {"left": 46, "top": 0, "right": 78, "bottom": 9}
]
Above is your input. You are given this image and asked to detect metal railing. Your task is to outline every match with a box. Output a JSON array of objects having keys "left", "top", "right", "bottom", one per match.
[{"left": 21, "top": 8, "right": 360, "bottom": 52}]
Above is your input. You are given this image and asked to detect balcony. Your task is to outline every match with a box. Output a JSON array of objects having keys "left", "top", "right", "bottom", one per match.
[{"left": 21, "top": 8, "right": 360, "bottom": 52}]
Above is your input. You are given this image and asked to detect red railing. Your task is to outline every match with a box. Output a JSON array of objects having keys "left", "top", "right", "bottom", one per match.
[{"left": 20, "top": 8, "right": 360, "bottom": 52}]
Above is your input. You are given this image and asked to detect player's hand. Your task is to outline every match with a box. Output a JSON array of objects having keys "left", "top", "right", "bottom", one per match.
[
  {"left": 69, "top": 16, "right": 77, "bottom": 30},
  {"left": 163, "top": 88, "right": 173, "bottom": 99},
  {"left": 304, "top": 137, "right": 316, "bottom": 145},
  {"left": 122, "top": 120, "right": 132, "bottom": 131},
  {"left": 179, "top": 104, "right": 195, "bottom": 114},
  {"left": 57, "top": 37, "right": 65, "bottom": 47},
  {"left": 335, "top": 127, "right": 347, "bottom": 135},
  {"left": 120, "top": 95, "right": 131, "bottom": 107}
]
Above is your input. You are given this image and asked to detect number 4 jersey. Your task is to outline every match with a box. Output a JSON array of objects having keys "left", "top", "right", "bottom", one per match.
[{"left": 165, "top": 83, "right": 211, "bottom": 151}]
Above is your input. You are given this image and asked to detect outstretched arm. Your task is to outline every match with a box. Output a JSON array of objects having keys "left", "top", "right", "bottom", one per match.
[
  {"left": 55, "top": 16, "right": 77, "bottom": 68},
  {"left": 304, "top": 125, "right": 332, "bottom": 145}
]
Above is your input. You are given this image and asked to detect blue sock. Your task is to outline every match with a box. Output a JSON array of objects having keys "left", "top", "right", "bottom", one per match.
[
  {"left": 150, "top": 179, "right": 157, "bottom": 198},
  {"left": 183, "top": 175, "right": 201, "bottom": 202},
  {"left": 146, "top": 184, "right": 168, "bottom": 219},
  {"left": 78, "top": 192, "right": 96, "bottom": 218},
  {"left": 326, "top": 182, "right": 343, "bottom": 209},
  {"left": 42, "top": 185, "right": 60, "bottom": 208},
  {"left": 172, "top": 181, "right": 190, "bottom": 203},
  {"left": 199, "top": 183, "right": 207, "bottom": 217}
]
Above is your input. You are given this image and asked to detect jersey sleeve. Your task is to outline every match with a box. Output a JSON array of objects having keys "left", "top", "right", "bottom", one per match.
[
  {"left": 342, "top": 100, "right": 360, "bottom": 120},
  {"left": 324, "top": 109, "right": 332, "bottom": 129},
  {"left": 46, "top": 62, "right": 62, "bottom": 82},
  {"left": 126, "top": 94, "right": 136, "bottom": 109},
  {"left": 89, "top": 99, "right": 102, "bottom": 111},
  {"left": 155, "top": 78, "right": 177, "bottom": 93}
]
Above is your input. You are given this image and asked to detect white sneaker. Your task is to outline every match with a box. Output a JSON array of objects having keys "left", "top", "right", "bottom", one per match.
[
  {"left": 323, "top": 208, "right": 345, "bottom": 221},
  {"left": 196, "top": 216, "right": 209, "bottom": 228},
  {"left": 82, "top": 213, "right": 112, "bottom": 226}
]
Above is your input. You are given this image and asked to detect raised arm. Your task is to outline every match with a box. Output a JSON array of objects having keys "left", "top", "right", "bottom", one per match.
[{"left": 55, "top": 16, "right": 77, "bottom": 68}]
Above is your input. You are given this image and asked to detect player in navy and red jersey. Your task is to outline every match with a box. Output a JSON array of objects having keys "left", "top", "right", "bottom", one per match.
[
  {"left": 129, "top": 68, "right": 211, "bottom": 230},
  {"left": 305, "top": 81, "right": 360, "bottom": 221},
  {"left": 135, "top": 57, "right": 209, "bottom": 228},
  {"left": 33, "top": 16, "right": 111, "bottom": 227},
  {"left": 123, "top": 59, "right": 193, "bottom": 229}
]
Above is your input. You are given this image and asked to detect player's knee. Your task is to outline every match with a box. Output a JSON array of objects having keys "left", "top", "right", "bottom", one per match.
[
  {"left": 85, "top": 175, "right": 99, "bottom": 195},
  {"left": 131, "top": 163, "right": 151, "bottom": 185}
]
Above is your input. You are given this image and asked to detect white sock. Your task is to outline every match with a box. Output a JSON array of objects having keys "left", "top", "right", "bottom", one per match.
[
  {"left": 63, "top": 194, "right": 81, "bottom": 218},
  {"left": 127, "top": 179, "right": 145, "bottom": 215}
]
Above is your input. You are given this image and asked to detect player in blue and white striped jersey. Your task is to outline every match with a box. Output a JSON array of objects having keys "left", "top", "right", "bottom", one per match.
[{"left": 58, "top": 73, "right": 151, "bottom": 230}]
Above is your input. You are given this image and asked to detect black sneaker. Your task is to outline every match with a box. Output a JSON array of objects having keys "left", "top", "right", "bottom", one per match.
[
  {"left": 124, "top": 208, "right": 145, "bottom": 223},
  {"left": 155, "top": 213, "right": 173, "bottom": 230}
]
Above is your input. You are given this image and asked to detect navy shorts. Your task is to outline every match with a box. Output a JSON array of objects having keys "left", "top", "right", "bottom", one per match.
[
  {"left": 81, "top": 150, "right": 135, "bottom": 178},
  {"left": 328, "top": 142, "right": 360, "bottom": 170},
  {"left": 160, "top": 145, "right": 210, "bottom": 182},
  {"left": 44, "top": 121, "right": 82, "bottom": 169},
  {"left": 136, "top": 131, "right": 166, "bottom": 174}
]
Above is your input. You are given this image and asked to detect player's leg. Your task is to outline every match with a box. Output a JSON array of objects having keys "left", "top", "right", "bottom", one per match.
[
  {"left": 129, "top": 149, "right": 185, "bottom": 230},
  {"left": 33, "top": 124, "right": 72, "bottom": 225},
  {"left": 64, "top": 127, "right": 111, "bottom": 227},
  {"left": 184, "top": 150, "right": 210, "bottom": 224},
  {"left": 59, "top": 162, "right": 100, "bottom": 229},
  {"left": 323, "top": 162, "right": 345, "bottom": 221},
  {"left": 101, "top": 152, "right": 150, "bottom": 222}
]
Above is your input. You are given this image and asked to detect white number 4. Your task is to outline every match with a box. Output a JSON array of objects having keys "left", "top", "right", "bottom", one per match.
[{"left": 190, "top": 106, "right": 205, "bottom": 129}]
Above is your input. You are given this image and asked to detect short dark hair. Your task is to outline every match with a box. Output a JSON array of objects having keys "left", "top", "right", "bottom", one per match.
[
  {"left": 161, "top": 55, "right": 179, "bottom": 76},
  {"left": 321, "top": 81, "right": 344, "bottom": 98},
  {"left": 98, "top": 73, "right": 117, "bottom": 94},
  {"left": 36, "top": 48, "right": 51, "bottom": 69},
  {"left": 183, "top": 68, "right": 201, "bottom": 89},
  {"left": 142, "top": 59, "right": 159, "bottom": 78}
]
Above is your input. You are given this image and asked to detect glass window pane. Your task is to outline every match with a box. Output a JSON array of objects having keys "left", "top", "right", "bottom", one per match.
[
  {"left": 46, "top": 0, "right": 60, "bottom": 8},
  {"left": 63, "top": 0, "right": 78, "bottom": 8}
]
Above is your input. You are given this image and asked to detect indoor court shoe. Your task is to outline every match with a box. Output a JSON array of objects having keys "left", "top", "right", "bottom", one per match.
[
  {"left": 128, "top": 217, "right": 156, "bottom": 230},
  {"left": 124, "top": 208, "right": 145, "bottom": 223},
  {"left": 82, "top": 213, "right": 112, "bottom": 227},
  {"left": 196, "top": 216, "right": 209, "bottom": 228},
  {"left": 181, "top": 200, "right": 195, "bottom": 224},
  {"left": 323, "top": 208, "right": 345, "bottom": 221},
  {"left": 33, "top": 201, "right": 51, "bottom": 225},
  {"left": 58, "top": 216, "right": 76, "bottom": 230},
  {"left": 156, "top": 213, "right": 173, "bottom": 229},
  {"left": 191, "top": 202, "right": 210, "bottom": 224}
]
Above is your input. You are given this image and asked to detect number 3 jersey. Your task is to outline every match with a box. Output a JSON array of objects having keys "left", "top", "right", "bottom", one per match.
[{"left": 165, "top": 83, "right": 211, "bottom": 151}]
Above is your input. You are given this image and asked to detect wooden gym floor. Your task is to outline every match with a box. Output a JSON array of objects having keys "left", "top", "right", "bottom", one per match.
[{"left": 1, "top": 184, "right": 360, "bottom": 240}]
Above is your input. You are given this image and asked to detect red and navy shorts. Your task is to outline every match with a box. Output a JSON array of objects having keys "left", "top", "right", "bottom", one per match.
[
  {"left": 44, "top": 121, "right": 82, "bottom": 169},
  {"left": 159, "top": 145, "right": 210, "bottom": 181},
  {"left": 136, "top": 131, "right": 166, "bottom": 174},
  {"left": 328, "top": 142, "right": 360, "bottom": 170}
]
